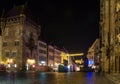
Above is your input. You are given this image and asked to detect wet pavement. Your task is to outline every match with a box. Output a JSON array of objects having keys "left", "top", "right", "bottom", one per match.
[
  {"left": 105, "top": 73, "right": 120, "bottom": 84},
  {"left": 0, "top": 71, "right": 114, "bottom": 84}
]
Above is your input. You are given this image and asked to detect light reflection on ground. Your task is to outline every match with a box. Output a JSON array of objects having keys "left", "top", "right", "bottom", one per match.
[{"left": 0, "top": 71, "right": 114, "bottom": 84}]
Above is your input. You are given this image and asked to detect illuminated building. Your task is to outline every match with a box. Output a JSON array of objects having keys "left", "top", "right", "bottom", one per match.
[
  {"left": 37, "top": 41, "right": 63, "bottom": 71},
  {"left": 54, "top": 47, "right": 62, "bottom": 64},
  {"left": 38, "top": 41, "right": 47, "bottom": 66},
  {"left": 60, "top": 52, "right": 68, "bottom": 64},
  {"left": 0, "top": 4, "right": 40, "bottom": 71},
  {"left": 36, "top": 40, "right": 48, "bottom": 71},
  {"left": 0, "top": 4, "right": 68, "bottom": 72},
  {"left": 53, "top": 47, "right": 62, "bottom": 71},
  {"left": 100, "top": 0, "right": 120, "bottom": 73},
  {"left": 48, "top": 45, "right": 54, "bottom": 68},
  {"left": 87, "top": 39, "right": 100, "bottom": 68},
  {"left": 60, "top": 52, "right": 84, "bottom": 71}
]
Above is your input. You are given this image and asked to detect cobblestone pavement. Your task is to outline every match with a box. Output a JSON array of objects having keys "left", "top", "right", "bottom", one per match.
[
  {"left": 105, "top": 73, "right": 120, "bottom": 84},
  {"left": 0, "top": 72, "right": 115, "bottom": 84}
]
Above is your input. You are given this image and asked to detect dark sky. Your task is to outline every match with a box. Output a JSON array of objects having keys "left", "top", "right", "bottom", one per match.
[{"left": 0, "top": 0, "right": 100, "bottom": 55}]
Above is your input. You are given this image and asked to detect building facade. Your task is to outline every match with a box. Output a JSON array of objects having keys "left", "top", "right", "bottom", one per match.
[
  {"left": 0, "top": 5, "right": 40, "bottom": 71},
  {"left": 38, "top": 41, "right": 47, "bottom": 66},
  {"left": 87, "top": 39, "right": 100, "bottom": 68},
  {"left": 100, "top": 0, "right": 120, "bottom": 73},
  {"left": 0, "top": 4, "right": 68, "bottom": 72},
  {"left": 48, "top": 45, "right": 54, "bottom": 68},
  {"left": 53, "top": 47, "right": 62, "bottom": 71},
  {"left": 54, "top": 47, "right": 62, "bottom": 65},
  {"left": 37, "top": 41, "right": 64, "bottom": 71}
]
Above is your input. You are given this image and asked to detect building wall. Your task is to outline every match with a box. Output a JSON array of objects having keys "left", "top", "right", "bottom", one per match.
[
  {"left": 48, "top": 45, "right": 54, "bottom": 67},
  {"left": 23, "top": 18, "right": 39, "bottom": 70},
  {"left": 38, "top": 41, "right": 47, "bottom": 66},
  {"left": 100, "top": 0, "right": 120, "bottom": 73},
  {"left": 1, "top": 15, "right": 24, "bottom": 70},
  {"left": 37, "top": 43, "right": 63, "bottom": 71},
  {"left": 87, "top": 39, "right": 100, "bottom": 67},
  {"left": 87, "top": 49, "right": 94, "bottom": 67},
  {"left": 54, "top": 48, "right": 61, "bottom": 65},
  {"left": 0, "top": 13, "right": 40, "bottom": 71},
  {"left": 114, "top": 1, "right": 120, "bottom": 73}
]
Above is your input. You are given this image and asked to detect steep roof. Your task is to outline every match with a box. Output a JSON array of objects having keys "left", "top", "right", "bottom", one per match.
[{"left": 2, "top": 3, "right": 37, "bottom": 23}]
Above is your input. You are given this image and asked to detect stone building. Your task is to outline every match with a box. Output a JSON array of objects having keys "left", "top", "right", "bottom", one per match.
[
  {"left": 0, "top": 5, "right": 40, "bottom": 71},
  {"left": 100, "top": 0, "right": 120, "bottom": 73}
]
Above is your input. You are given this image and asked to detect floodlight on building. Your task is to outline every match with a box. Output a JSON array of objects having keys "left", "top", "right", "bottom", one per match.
[
  {"left": 7, "top": 59, "right": 13, "bottom": 63},
  {"left": 27, "top": 59, "right": 35, "bottom": 65}
]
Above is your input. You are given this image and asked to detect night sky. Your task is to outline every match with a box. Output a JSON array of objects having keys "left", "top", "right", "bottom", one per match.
[{"left": 0, "top": 0, "right": 100, "bottom": 56}]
